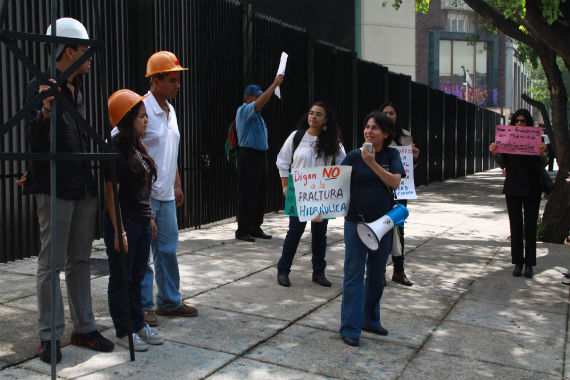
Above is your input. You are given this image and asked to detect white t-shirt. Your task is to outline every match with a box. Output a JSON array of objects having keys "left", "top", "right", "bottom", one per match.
[
  {"left": 141, "top": 92, "right": 180, "bottom": 201},
  {"left": 276, "top": 130, "right": 346, "bottom": 178}
]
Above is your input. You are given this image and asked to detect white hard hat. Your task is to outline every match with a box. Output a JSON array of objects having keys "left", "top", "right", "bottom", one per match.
[{"left": 45, "top": 17, "right": 89, "bottom": 58}]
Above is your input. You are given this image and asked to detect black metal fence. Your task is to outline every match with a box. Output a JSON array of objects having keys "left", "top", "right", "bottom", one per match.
[{"left": 0, "top": 0, "right": 501, "bottom": 263}]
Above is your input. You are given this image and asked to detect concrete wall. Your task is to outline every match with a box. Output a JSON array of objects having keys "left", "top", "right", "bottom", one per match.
[{"left": 359, "top": 0, "right": 416, "bottom": 79}]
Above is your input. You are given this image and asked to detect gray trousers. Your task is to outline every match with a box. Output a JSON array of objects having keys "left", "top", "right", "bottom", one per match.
[{"left": 35, "top": 193, "right": 97, "bottom": 341}]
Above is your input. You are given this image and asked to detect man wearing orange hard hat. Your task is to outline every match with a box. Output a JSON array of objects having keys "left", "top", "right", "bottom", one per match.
[{"left": 138, "top": 51, "right": 198, "bottom": 326}]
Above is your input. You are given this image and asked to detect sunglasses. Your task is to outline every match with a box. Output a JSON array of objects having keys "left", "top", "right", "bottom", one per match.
[{"left": 514, "top": 118, "right": 527, "bottom": 124}]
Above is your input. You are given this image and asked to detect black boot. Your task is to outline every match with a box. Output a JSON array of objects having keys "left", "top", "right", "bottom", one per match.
[{"left": 392, "top": 255, "right": 413, "bottom": 286}]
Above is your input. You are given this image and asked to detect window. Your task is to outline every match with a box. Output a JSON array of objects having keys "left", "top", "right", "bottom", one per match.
[
  {"left": 438, "top": 40, "right": 495, "bottom": 106},
  {"left": 447, "top": 12, "right": 468, "bottom": 32}
]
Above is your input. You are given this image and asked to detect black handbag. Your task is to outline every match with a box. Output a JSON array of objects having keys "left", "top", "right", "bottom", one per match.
[{"left": 536, "top": 161, "right": 555, "bottom": 194}]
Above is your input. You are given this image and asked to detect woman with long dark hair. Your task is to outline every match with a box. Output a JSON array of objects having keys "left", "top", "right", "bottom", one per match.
[
  {"left": 275, "top": 101, "right": 346, "bottom": 287},
  {"left": 378, "top": 101, "right": 419, "bottom": 286},
  {"left": 104, "top": 89, "right": 164, "bottom": 351},
  {"left": 490, "top": 109, "right": 547, "bottom": 278},
  {"left": 339, "top": 112, "right": 405, "bottom": 347}
]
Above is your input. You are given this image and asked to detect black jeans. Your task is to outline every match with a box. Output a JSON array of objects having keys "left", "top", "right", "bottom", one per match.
[
  {"left": 104, "top": 215, "right": 151, "bottom": 338},
  {"left": 236, "top": 148, "right": 267, "bottom": 237},
  {"left": 277, "top": 216, "right": 328, "bottom": 275},
  {"left": 505, "top": 194, "right": 541, "bottom": 266}
]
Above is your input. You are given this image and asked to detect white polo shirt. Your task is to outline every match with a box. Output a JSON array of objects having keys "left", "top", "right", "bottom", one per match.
[{"left": 142, "top": 91, "right": 180, "bottom": 201}]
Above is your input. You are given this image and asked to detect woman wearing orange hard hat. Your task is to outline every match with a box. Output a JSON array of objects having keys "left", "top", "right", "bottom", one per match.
[{"left": 103, "top": 89, "right": 165, "bottom": 351}]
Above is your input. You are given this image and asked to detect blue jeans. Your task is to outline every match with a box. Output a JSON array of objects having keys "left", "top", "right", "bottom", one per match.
[
  {"left": 104, "top": 215, "right": 150, "bottom": 338},
  {"left": 141, "top": 199, "right": 181, "bottom": 311},
  {"left": 277, "top": 216, "right": 328, "bottom": 275},
  {"left": 340, "top": 220, "right": 391, "bottom": 339}
]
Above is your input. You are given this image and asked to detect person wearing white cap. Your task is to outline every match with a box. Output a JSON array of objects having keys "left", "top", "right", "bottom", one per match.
[{"left": 23, "top": 17, "right": 113, "bottom": 364}]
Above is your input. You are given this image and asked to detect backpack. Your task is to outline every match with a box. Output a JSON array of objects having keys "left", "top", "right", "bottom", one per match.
[
  {"left": 225, "top": 120, "right": 238, "bottom": 169},
  {"left": 290, "top": 129, "right": 336, "bottom": 170}
]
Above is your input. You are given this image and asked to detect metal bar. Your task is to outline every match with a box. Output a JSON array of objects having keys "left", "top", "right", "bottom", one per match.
[
  {"left": 0, "top": 152, "right": 119, "bottom": 160},
  {"left": 49, "top": 1, "right": 57, "bottom": 378},
  {"left": 0, "top": 30, "right": 104, "bottom": 47}
]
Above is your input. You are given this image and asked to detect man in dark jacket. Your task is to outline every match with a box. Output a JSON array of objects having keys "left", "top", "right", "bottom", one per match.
[{"left": 23, "top": 17, "right": 113, "bottom": 364}]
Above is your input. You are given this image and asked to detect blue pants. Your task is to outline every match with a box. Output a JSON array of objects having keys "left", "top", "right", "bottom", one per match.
[
  {"left": 340, "top": 220, "right": 391, "bottom": 339},
  {"left": 141, "top": 198, "right": 181, "bottom": 311},
  {"left": 277, "top": 216, "right": 328, "bottom": 276},
  {"left": 104, "top": 215, "right": 150, "bottom": 338}
]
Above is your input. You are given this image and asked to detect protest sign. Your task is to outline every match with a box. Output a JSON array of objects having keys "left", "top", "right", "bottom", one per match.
[
  {"left": 290, "top": 166, "right": 352, "bottom": 222},
  {"left": 395, "top": 145, "right": 417, "bottom": 200},
  {"left": 494, "top": 125, "right": 542, "bottom": 155},
  {"left": 284, "top": 173, "right": 297, "bottom": 216}
]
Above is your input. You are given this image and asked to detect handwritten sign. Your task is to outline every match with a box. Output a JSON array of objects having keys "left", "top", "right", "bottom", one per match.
[
  {"left": 494, "top": 125, "right": 541, "bottom": 155},
  {"left": 287, "top": 166, "right": 352, "bottom": 222},
  {"left": 395, "top": 145, "right": 417, "bottom": 200},
  {"left": 284, "top": 173, "right": 298, "bottom": 216}
]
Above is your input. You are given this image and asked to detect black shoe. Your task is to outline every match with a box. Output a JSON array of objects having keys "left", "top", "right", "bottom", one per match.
[
  {"left": 392, "top": 271, "right": 413, "bottom": 286},
  {"left": 513, "top": 264, "right": 523, "bottom": 277},
  {"left": 312, "top": 274, "right": 331, "bottom": 287},
  {"left": 341, "top": 336, "right": 359, "bottom": 347},
  {"left": 250, "top": 230, "right": 272, "bottom": 239},
  {"left": 362, "top": 326, "right": 389, "bottom": 336},
  {"left": 524, "top": 265, "right": 533, "bottom": 278},
  {"left": 70, "top": 330, "right": 114, "bottom": 352},
  {"left": 236, "top": 234, "right": 255, "bottom": 242},
  {"left": 39, "top": 340, "right": 61, "bottom": 364},
  {"left": 277, "top": 273, "right": 291, "bottom": 287}
]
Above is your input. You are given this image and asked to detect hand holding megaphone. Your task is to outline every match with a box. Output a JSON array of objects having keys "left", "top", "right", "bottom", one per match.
[{"left": 356, "top": 204, "right": 409, "bottom": 251}]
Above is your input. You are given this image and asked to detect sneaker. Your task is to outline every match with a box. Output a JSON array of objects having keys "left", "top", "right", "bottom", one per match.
[
  {"left": 39, "top": 340, "right": 61, "bottom": 364},
  {"left": 137, "top": 324, "right": 164, "bottom": 345},
  {"left": 117, "top": 333, "right": 149, "bottom": 351},
  {"left": 70, "top": 330, "right": 114, "bottom": 352},
  {"left": 144, "top": 310, "right": 159, "bottom": 327},
  {"left": 155, "top": 302, "right": 198, "bottom": 317}
]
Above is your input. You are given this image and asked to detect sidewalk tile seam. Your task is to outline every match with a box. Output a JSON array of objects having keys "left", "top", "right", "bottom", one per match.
[
  {"left": 461, "top": 295, "right": 570, "bottom": 316},
  {"left": 436, "top": 318, "right": 566, "bottom": 342},
  {"left": 419, "top": 346, "right": 564, "bottom": 378}
]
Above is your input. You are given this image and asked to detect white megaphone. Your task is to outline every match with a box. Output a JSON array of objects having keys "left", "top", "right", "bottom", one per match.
[{"left": 356, "top": 204, "right": 409, "bottom": 251}]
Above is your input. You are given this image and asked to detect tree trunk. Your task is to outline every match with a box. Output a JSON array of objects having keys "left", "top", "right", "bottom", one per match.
[{"left": 537, "top": 50, "right": 570, "bottom": 243}]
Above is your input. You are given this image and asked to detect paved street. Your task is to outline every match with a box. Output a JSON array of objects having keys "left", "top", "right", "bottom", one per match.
[{"left": 1, "top": 168, "right": 569, "bottom": 379}]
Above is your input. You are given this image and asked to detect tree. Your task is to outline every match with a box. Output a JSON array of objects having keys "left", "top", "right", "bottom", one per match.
[{"left": 392, "top": 0, "right": 570, "bottom": 242}]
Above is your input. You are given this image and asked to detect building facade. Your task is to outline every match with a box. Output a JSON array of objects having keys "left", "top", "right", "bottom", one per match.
[{"left": 357, "top": 0, "right": 530, "bottom": 117}]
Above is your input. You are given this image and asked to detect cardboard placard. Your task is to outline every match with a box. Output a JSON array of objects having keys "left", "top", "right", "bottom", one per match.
[
  {"left": 288, "top": 166, "right": 352, "bottom": 222},
  {"left": 494, "top": 125, "right": 541, "bottom": 155}
]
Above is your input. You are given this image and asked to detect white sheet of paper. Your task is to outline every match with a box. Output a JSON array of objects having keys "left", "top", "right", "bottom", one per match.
[{"left": 274, "top": 52, "right": 288, "bottom": 99}]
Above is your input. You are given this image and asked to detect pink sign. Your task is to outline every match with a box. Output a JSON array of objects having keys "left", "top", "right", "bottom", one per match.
[{"left": 494, "top": 125, "right": 541, "bottom": 155}]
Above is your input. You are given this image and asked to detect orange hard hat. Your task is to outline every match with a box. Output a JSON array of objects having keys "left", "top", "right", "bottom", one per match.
[
  {"left": 145, "top": 51, "right": 188, "bottom": 78},
  {"left": 108, "top": 89, "right": 148, "bottom": 127}
]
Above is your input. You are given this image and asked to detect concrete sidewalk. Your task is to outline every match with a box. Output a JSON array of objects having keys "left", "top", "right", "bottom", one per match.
[{"left": 1, "top": 168, "right": 569, "bottom": 380}]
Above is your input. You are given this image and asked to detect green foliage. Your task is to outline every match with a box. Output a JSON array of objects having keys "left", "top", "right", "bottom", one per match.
[
  {"left": 541, "top": 0, "right": 564, "bottom": 24},
  {"left": 537, "top": 217, "right": 546, "bottom": 241},
  {"left": 527, "top": 57, "right": 570, "bottom": 115}
]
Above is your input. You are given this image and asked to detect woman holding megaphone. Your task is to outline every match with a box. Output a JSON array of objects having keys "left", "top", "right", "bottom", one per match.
[{"left": 338, "top": 112, "right": 405, "bottom": 347}]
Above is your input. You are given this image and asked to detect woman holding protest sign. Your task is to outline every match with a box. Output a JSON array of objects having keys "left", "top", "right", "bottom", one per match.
[
  {"left": 339, "top": 112, "right": 405, "bottom": 347},
  {"left": 275, "top": 101, "right": 346, "bottom": 288},
  {"left": 104, "top": 90, "right": 164, "bottom": 351},
  {"left": 489, "top": 109, "right": 547, "bottom": 279},
  {"left": 379, "top": 101, "right": 419, "bottom": 286}
]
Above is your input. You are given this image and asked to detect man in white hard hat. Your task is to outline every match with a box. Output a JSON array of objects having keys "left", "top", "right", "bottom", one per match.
[
  {"left": 138, "top": 51, "right": 198, "bottom": 327},
  {"left": 23, "top": 17, "right": 113, "bottom": 364}
]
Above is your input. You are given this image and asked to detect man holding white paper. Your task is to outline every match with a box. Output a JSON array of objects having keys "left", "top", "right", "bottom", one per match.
[{"left": 235, "top": 74, "right": 284, "bottom": 242}]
